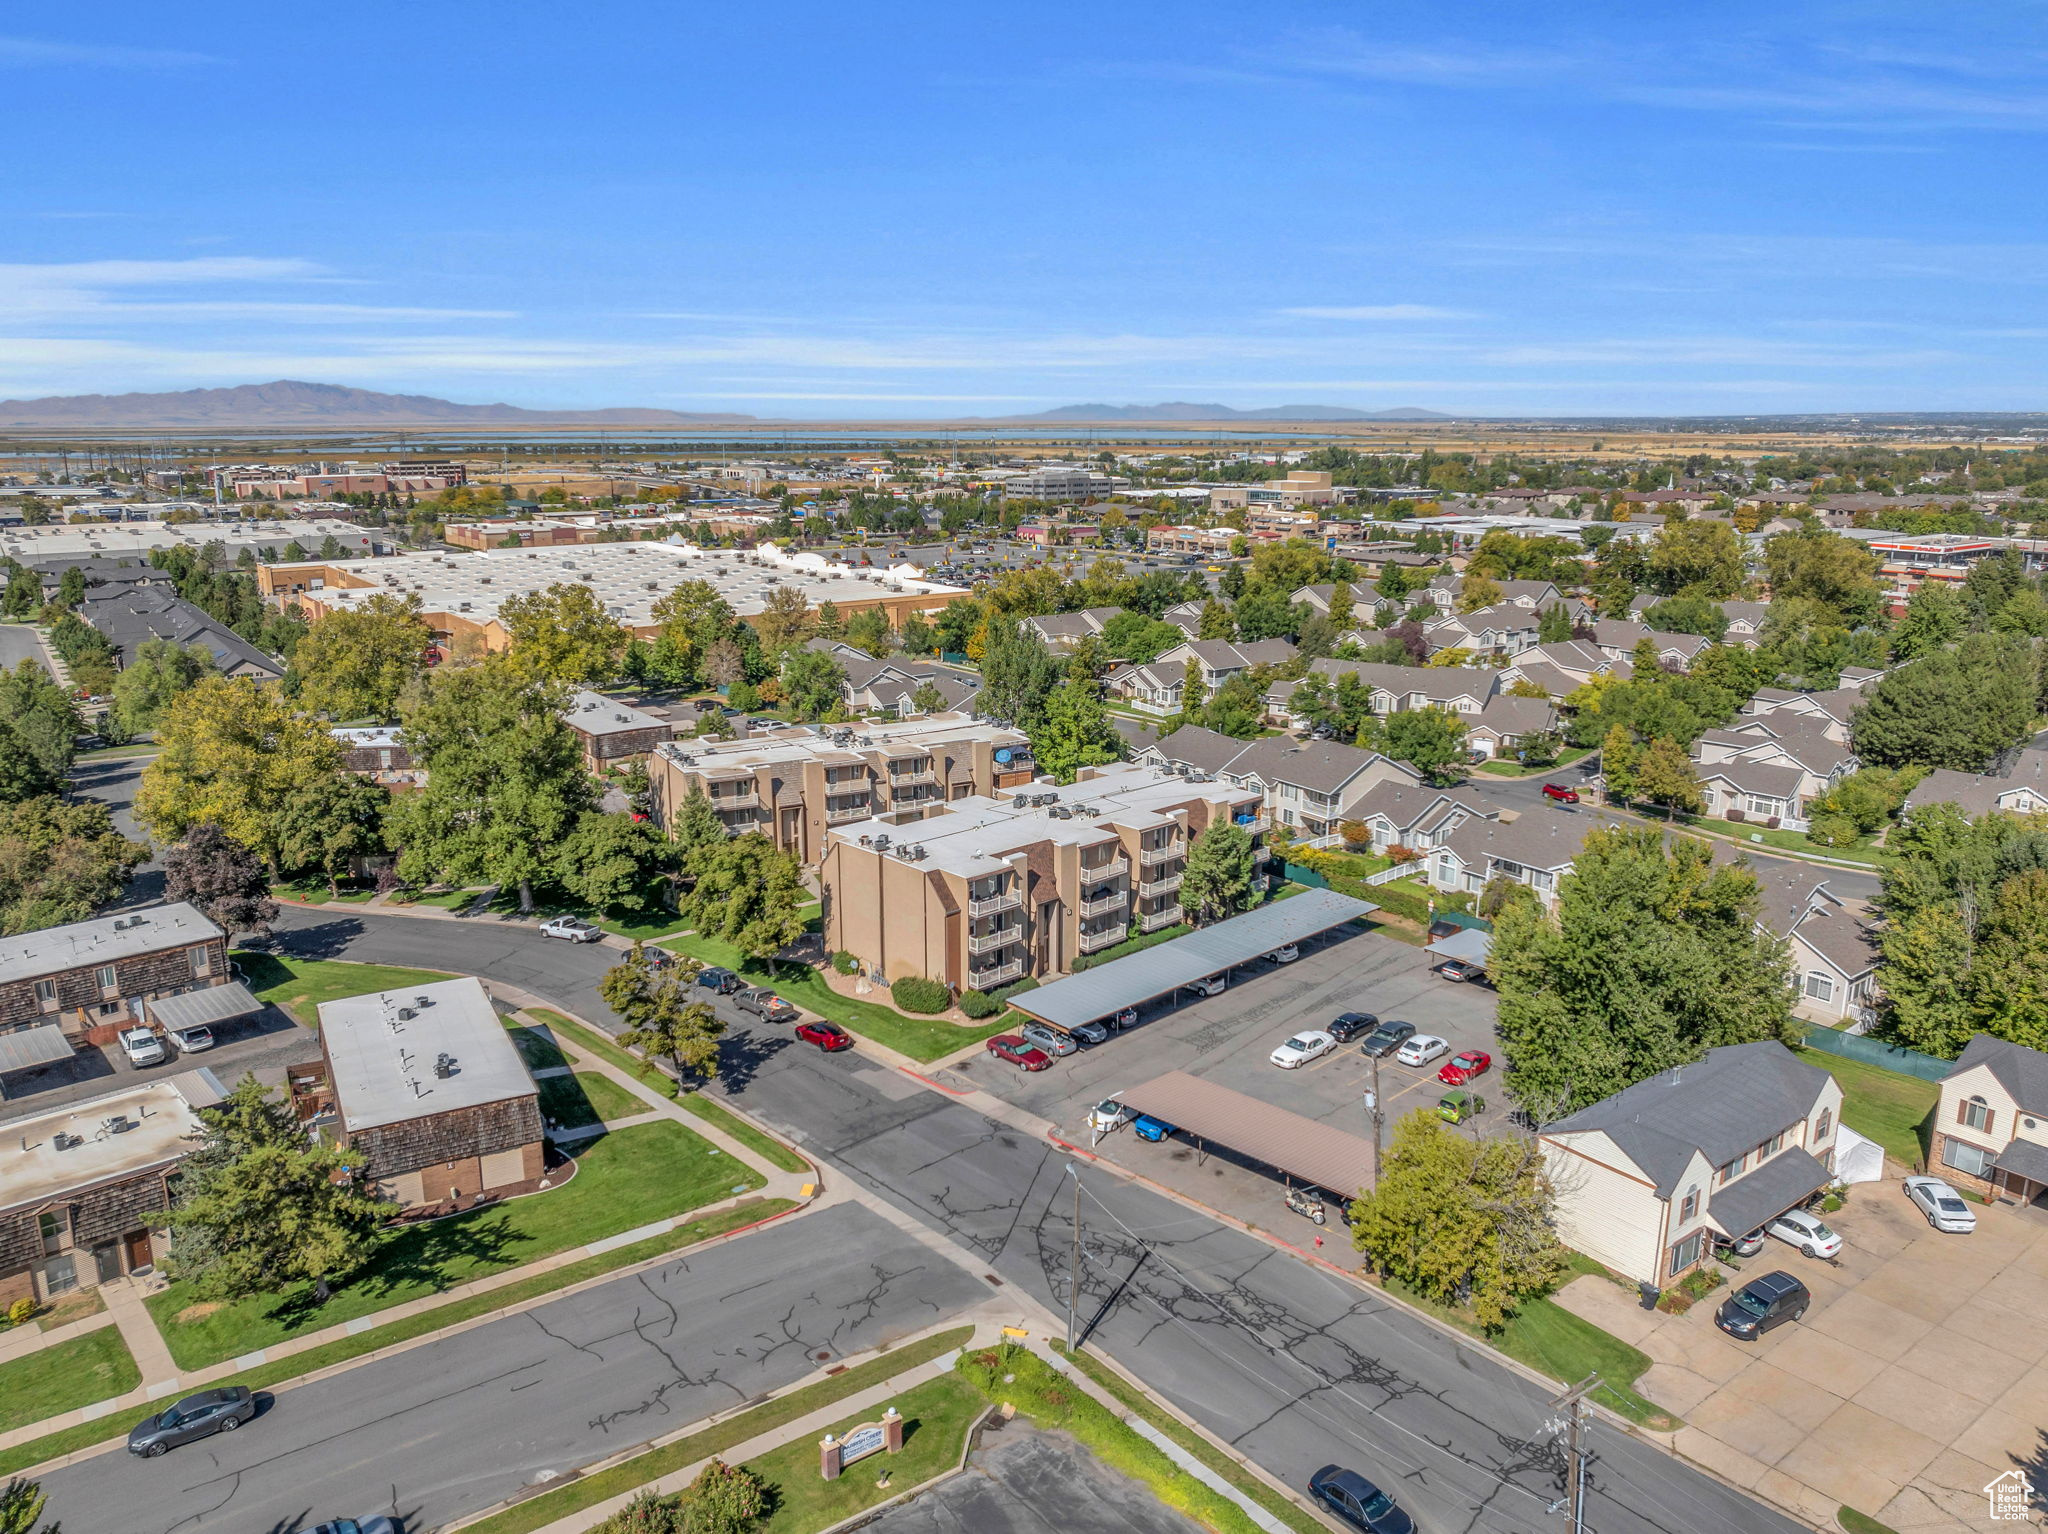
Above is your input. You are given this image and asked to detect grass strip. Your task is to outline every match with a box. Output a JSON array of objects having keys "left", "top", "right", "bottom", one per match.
[
  {"left": 457, "top": 1324, "right": 974, "bottom": 1534},
  {"left": 957, "top": 1344, "right": 1268, "bottom": 1534},
  {"left": 234, "top": 950, "right": 458, "bottom": 1026},
  {"left": 0, "top": 1329, "right": 141, "bottom": 1437},
  {"left": 531, "top": 1007, "right": 681, "bottom": 1099},
  {"left": 506, "top": 1024, "right": 569, "bottom": 1072},
  {"left": 537, "top": 1071, "right": 643, "bottom": 1130},
  {"left": 678, "top": 1093, "right": 809, "bottom": 1174},
  {"left": 0, "top": 1199, "right": 794, "bottom": 1479},
  {"left": 1054, "top": 1344, "right": 1324, "bottom": 1534},
  {"left": 1837, "top": 1508, "right": 1901, "bottom": 1534},
  {"left": 748, "top": 1374, "right": 985, "bottom": 1534},
  {"left": 1796, "top": 1047, "right": 1937, "bottom": 1166}
]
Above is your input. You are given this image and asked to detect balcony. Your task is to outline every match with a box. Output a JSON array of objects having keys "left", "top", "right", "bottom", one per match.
[
  {"left": 968, "top": 889, "right": 1022, "bottom": 918},
  {"left": 967, "top": 926, "right": 1022, "bottom": 955},
  {"left": 826, "top": 799, "right": 872, "bottom": 823},
  {"left": 1138, "top": 904, "right": 1183, "bottom": 932},
  {"left": 969, "top": 957, "right": 1026, "bottom": 988},
  {"left": 1233, "top": 814, "right": 1270, "bottom": 834},
  {"left": 1080, "top": 855, "right": 1129, "bottom": 881},
  {"left": 1078, "top": 890, "right": 1127, "bottom": 917},
  {"left": 1078, "top": 924, "right": 1128, "bottom": 953},
  {"left": 886, "top": 763, "right": 936, "bottom": 784},
  {"left": 1139, "top": 842, "right": 1181, "bottom": 867},
  {"left": 1138, "top": 870, "right": 1183, "bottom": 897}
]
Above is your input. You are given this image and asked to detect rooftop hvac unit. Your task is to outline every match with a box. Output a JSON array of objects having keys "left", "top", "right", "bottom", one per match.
[
  {"left": 415, "top": 995, "right": 432, "bottom": 1008},
  {"left": 912, "top": 845, "right": 927, "bottom": 859},
  {"left": 1010, "top": 794, "right": 1029, "bottom": 809},
  {"left": 873, "top": 834, "right": 892, "bottom": 851},
  {"left": 1049, "top": 805, "right": 1071, "bottom": 819},
  {"left": 434, "top": 1052, "right": 455, "bottom": 1079},
  {"left": 397, "top": 1006, "right": 416, "bottom": 1021}
]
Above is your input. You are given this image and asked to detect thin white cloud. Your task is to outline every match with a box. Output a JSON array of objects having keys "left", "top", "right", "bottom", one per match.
[
  {"left": 0, "top": 257, "right": 514, "bottom": 324},
  {"left": 1278, "top": 305, "right": 1475, "bottom": 321},
  {"left": 0, "top": 35, "right": 214, "bottom": 68}
]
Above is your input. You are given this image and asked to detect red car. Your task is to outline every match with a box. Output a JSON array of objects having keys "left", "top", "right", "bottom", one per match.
[
  {"left": 1438, "top": 1049, "right": 1492, "bottom": 1086},
  {"left": 986, "top": 1034, "right": 1052, "bottom": 1072},
  {"left": 1541, "top": 783, "right": 1579, "bottom": 804},
  {"left": 795, "top": 1021, "right": 852, "bottom": 1052}
]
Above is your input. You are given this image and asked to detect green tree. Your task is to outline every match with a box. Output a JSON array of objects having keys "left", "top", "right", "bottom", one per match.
[
  {"left": 0, "top": 795, "right": 149, "bottom": 935},
  {"left": 163, "top": 1075, "right": 386, "bottom": 1303},
  {"left": 1536, "top": 604, "right": 1575, "bottom": 644},
  {"left": 781, "top": 649, "right": 847, "bottom": 721},
  {"left": 1888, "top": 583, "right": 1967, "bottom": 662},
  {"left": 1196, "top": 599, "right": 1236, "bottom": 640},
  {"left": 274, "top": 773, "right": 390, "bottom": 895},
  {"left": 1348, "top": 1112, "right": 1565, "bottom": 1329},
  {"left": 1034, "top": 678, "right": 1122, "bottom": 783},
  {"left": 1597, "top": 722, "right": 1639, "bottom": 800},
  {"left": 910, "top": 681, "right": 947, "bottom": 715},
  {"left": 1763, "top": 525, "right": 1882, "bottom": 626},
  {"left": 675, "top": 1458, "right": 768, "bottom": 1534},
  {"left": 604, "top": 943, "right": 725, "bottom": 1080},
  {"left": 1646, "top": 518, "right": 1745, "bottom": 598},
  {"left": 1633, "top": 736, "right": 1703, "bottom": 818},
  {"left": 750, "top": 585, "right": 815, "bottom": 654},
  {"left": 111, "top": 638, "right": 215, "bottom": 734},
  {"left": 898, "top": 612, "right": 936, "bottom": 657},
  {"left": 288, "top": 593, "right": 432, "bottom": 720},
  {"left": 648, "top": 580, "right": 739, "bottom": 688},
  {"left": 844, "top": 608, "right": 894, "bottom": 659},
  {"left": 1850, "top": 635, "right": 2036, "bottom": 771},
  {"left": 0, "top": 719, "right": 61, "bottom": 806},
  {"left": 0, "top": 1475, "right": 59, "bottom": 1534},
  {"left": 1179, "top": 819, "right": 1255, "bottom": 925},
  {"left": 1379, "top": 706, "right": 1469, "bottom": 785},
  {"left": 1640, "top": 594, "right": 1728, "bottom": 641},
  {"left": 978, "top": 616, "right": 1063, "bottom": 728},
  {"left": 1491, "top": 828, "right": 1798, "bottom": 1116},
  {"left": 1456, "top": 573, "right": 1503, "bottom": 614},
  {"left": 1100, "top": 610, "right": 1181, "bottom": 664},
  {"left": 669, "top": 784, "right": 727, "bottom": 874},
  {"left": 556, "top": 811, "right": 677, "bottom": 911},
  {"left": 500, "top": 582, "right": 631, "bottom": 686},
  {"left": 685, "top": 831, "right": 807, "bottom": 958}
]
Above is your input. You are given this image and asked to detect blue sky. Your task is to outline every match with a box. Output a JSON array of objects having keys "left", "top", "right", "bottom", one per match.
[{"left": 5, "top": 1, "right": 2047, "bottom": 417}]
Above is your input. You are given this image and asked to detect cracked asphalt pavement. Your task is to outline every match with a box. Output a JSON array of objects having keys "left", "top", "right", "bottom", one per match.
[
  {"left": 114, "top": 905, "right": 1804, "bottom": 1534},
  {"left": 37, "top": 1202, "right": 983, "bottom": 1534}
]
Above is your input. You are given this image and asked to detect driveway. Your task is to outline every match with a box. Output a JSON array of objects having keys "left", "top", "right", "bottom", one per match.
[{"left": 1553, "top": 1180, "right": 2048, "bottom": 1532}]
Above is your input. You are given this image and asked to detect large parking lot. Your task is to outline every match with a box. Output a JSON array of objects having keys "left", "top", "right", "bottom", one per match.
[{"left": 940, "top": 927, "right": 1503, "bottom": 1216}]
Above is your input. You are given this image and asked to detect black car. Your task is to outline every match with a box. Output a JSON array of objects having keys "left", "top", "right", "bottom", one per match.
[
  {"left": 1308, "top": 1465, "right": 1414, "bottom": 1534},
  {"left": 697, "top": 967, "right": 745, "bottom": 995},
  {"left": 128, "top": 1386, "right": 256, "bottom": 1457},
  {"left": 1359, "top": 1020, "right": 1416, "bottom": 1058},
  {"left": 1327, "top": 1012, "right": 1379, "bottom": 1043},
  {"left": 1714, "top": 1270, "right": 1810, "bottom": 1340}
]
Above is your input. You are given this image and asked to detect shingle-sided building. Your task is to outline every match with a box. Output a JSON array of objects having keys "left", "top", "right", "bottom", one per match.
[
  {"left": 0, "top": 902, "right": 238, "bottom": 1056},
  {"left": 563, "top": 689, "right": 674, "bottom": 770},
  {"left": 1541, "top": 1043, "right": 1843, "bottom": 1287},
  {"left": 311, "top": 977, "right": 543, "bottom": 1212}
]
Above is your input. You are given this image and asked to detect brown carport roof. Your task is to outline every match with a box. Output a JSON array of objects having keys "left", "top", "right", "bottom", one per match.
[{"left": 1119, "top": 1069, "right": 1376, "bottom": 1198}]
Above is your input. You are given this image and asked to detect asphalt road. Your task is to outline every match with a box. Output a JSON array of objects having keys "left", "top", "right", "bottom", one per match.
[
  {"left": 871, "top": 1420, "right": 1205, "bottom": 1534},
  {"left": 252, "top": 906, "right": 1806, "bottom": 1534},
  {"left": 0, "top": 621, "right": 53, "bottom": 679},
  {"left": 69, "top": 753, "right": 166, "bottom": 907},
  {"left": 40, "top": 1202, "right": 985, "bottom": 1534}
]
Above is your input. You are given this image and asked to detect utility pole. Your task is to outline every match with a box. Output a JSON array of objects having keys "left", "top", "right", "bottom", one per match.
[
  {"left": 1066, "top": 1164, "right": 1082, "bottom": 1354},
  {"left": 1546, "top": 1373, "right": 1600, "bottom": 1534},
  {"left": 1366, "top": 1053, "right": 1384, "bottom": 1180}
]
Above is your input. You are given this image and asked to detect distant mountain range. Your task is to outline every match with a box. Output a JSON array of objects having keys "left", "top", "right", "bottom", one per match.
[
  {"left": 1004, "top": 402, "right": 1452, "bottom": 422},
  {"left": 0, "top": 380, "right": 760, "bottom": 429}
]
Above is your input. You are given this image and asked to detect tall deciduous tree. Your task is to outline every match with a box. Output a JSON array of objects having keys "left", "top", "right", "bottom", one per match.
[
  {"left": 1491, "top": 828, "right": 1797, "bottom": 1116},
  {"left": 1348, "top": 1110, "right": 1565, "bottom": 1329},
  {"left": 288, "top": 593, "right": 432, "bottom": 720},
  {"left": 1179, "top": 820, "right": 1255, "bottom": 926},
  {"left": 1763, "top": 525, "right": 1882, "bottom": 627},
  {"left": 844, "top": 608, "right": 894, "bottom": 659},
  {"left": 780, "top": 649, "right": 847, "bottom": 721},
  {"left": 751, "top": 585, "right": 815, "bottom": 654},
  {"left": 977, "top": 617, "right": 1063, "bottom": 728},
  {"left": 0, "top": 796, "right": 148, "bottom": 935},
  {"left": 0, "top": 1475, "right": 59, "bottom": 1534},
  {"left": 274, "top": 774, "right": 390, "bottom": 895},
  {"left": 1646, "top": 519, "right": 1746, "bottom": 598},
  {"left": 555, "top": 811, "right": 676, "bottom": 911},
  {"left": 500, "top": 582, "right": 631, "bottom": 686},
  {"left": 1378, "top": 706, "right": 1470, "bottom": 786},
  {"left": 165, "top": 822, "right": 279, "bottom": 938},
  {"left": 111, "top": 638, "right": 215, "bottom": 735},
  {"left": 1633, "top": 736, "right": 1703, "bottom": 818},
  {"left": 686, "top": 831, "right": 807, "bottom": 959}
]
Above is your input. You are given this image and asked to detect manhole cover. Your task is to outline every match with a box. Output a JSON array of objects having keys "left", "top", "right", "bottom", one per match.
[{"left": 815, "top": 1350, "right": 832, "bottom": 1361}]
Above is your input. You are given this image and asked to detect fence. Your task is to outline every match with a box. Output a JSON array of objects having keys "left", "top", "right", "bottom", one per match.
[{"left": 1800, "top": 1024, "right": 1951, "bottom": 1083}]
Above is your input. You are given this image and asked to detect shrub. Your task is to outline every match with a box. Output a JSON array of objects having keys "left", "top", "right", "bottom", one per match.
[
  {"left": 3, "top": 1296, "right": 35, "bottom": 1328},
  {"left": 1806, "top": 815, "right": 1859, "bottom": 848},
  {"left": 1726, "top": 808, "right": 1745, "bottom": 823},
  {"left": 1339, "top": 819, "right": 1371, "bottom": 848},
  {"left": 890, "top": 975, "right": 952, "bottom": 1014},
  {"left": 831, "top": 950, "right": 860, "bottom": 976},
  {"left": 727, "top": 680, "right": 760, "bottom": 712},
  {"left": 1654, "top": 1288, "right": 1693, "bottom": 1315},
  {"left": 595, "top": 1490, "right": 684, "bottom": 1534},
  {"left": 991, "top": 974, "right": 1038, "bottom": 1001},
  {"left": 958, "top": 988, "right": 1001, "bottom": 1019}
]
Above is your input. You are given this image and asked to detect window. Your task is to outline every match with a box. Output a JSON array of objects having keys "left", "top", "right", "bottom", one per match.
[
  {"left": 1943, "top": 1138, "right": 1996, "bottom": 1178},
  {"left": 1803, "top": 972, "right": 1835, "bottom": 1004},
  {"left": 1679, "top": 1187, "right": 1699, "bottom": 1222},
  {"left": 1813, "top": 1108, "right": 1832, "bottom": 1142},
  {"left": 1716, "top": 1158, "right": 1740, "bottom": 1185},
  {"left": 1961, "top": 1097, "right": 1994, "bottom": 1134},
  {"left": 38, "top": 1210, "right": 66, "bottom": 1256},
  {"left": 33, "top": 979, "right": 56, "bottom": 1009},
  {"left": 41, "top": 1253, "right": 76, "bottom": 1296},
  {"left": 1669, "top": 1231, "right": 1705, "bottom": 1275},
  {"left": 96, "top": 965, "right": 117, "bottom": 994}
]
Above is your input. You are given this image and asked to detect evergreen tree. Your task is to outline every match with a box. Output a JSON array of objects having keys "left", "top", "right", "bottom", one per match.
[
  {"left": 1034, "top": 679, "right": 1122, "bottom": 783},
  {"left": 1179, "top": 820, "right": 1255, "bottom": 925},
  {"left": 1536, "top": 604, "right": 1574, "bottom": 644}
]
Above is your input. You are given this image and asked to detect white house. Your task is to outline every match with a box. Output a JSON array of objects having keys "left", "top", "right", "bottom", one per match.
[{"left": 1935, "top": 1035, "right": 2048, "bottom": 1205}]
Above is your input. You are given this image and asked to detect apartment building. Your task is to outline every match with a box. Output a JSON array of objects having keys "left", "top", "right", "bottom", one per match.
[
  {"left": 0, "top": 904, "right": 236, "bottom": 1058},
  {"left": 645, "top": 714, "right": 1035, "bottom": 864},
  {"left": 821, "top": 762, "right": 1266, "bottom": 993},
  {"left": 562, "top": 690, "right": 673, "bottom": 770}
]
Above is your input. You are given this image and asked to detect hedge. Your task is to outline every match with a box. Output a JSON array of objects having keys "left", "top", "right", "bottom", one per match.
[
  {"left": 889, "top": 975, "right": 952, "bottom": 1014},
  {"left": 958, "top": 988, "right": 1002, "bottom": 1019},
  {"left": 831, "top": 950, "right": 860, "bottom": 976}
]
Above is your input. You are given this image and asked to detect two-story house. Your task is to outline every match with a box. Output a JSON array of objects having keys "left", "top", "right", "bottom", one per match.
[
  {"left": 1901, "top": 748, "right": 2048, "bottom": 822},
  {"left": 1424, "top": 804, "right": 1631, "bottom": 906},
  {"left": 1347, "top": 780, "right": 1504, "bottom": 857},
  {"left": 1134, "top": 726, "right": 1421, "bottom": 848},
  {"left": 0, "top": 903, "right": 242, "bottom": 1062},
  {"left": 562, "top": 690, "right": 674, "bottom": 771},
  {"left": 1934, "top": 1035, "right": 2048, "bottom": 1204},
  {"left": 1106, "top": 638, "right": 1298, "bottom": 715},
  {"left": 1691, "top": 715, "right": 1858, "bottom": 831},
  {"left": 1541, "top": 1042, "right": 1844, "bottom": 1287},
  {"left": 1752, "top": 867, "right": 1881, "bottom": 1025}
]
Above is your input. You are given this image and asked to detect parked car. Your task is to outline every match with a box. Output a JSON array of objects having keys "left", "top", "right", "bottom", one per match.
[
  {"left": 539, "top": 915, "right": 602, "bottom": 943},
  {"left": 1437, "top": 1049, "right": 1492, "bottom": 1086},
  {"left": 1019, "top": 1021, "right": 1079, "bottom": 1058},
  {"left": 1131, "top": 1113, "right": 1176, "bottom": 1142},
  {"left": 1270, "top": 1030, "right": 1337, "bottom": 1069},
  {"left": 1088, "top": 1098, "right": 1130, "bottom": 1134},
  {"left": 1541, "top": 783, "right": 1580, "bottom": 804},
  {"left": 1714, "top": 1227, "right": 1767, "bottom": 1259},
  {"left": 986, "top": 1035, "right": 1052, "bottom": 1071},
  {"left": 1183, "top": 975, "right": 1227, "bottom": 998},
  {"left": 1327, "top": 1011, "right": 1378, "bottom": 1043},
  {"left": 1308, "top": 1465, "right": 1414, "bottom": 1534},
  {"left": 311, "top": 1521, "right": 398, "bottom": 1534},
  {"left": 127, "top": 1386, "right": 256, "bottom": 1456},
  {"left": 1064, "top": 1018, "right": 1110, "bottom": 1045},
  {"left": 1395, "top": 1034, "right": 1448, "bottom": 1068},
  {"left": 794, "top": 1020, "right": 852, "bottom": 1051},
  {"left": 1263, "top": 943, "right": 1300, "bottom": 964},
  {"left": 1437, "top": 1089, "right": 1485, "bottom": 1125},
  {"left": 168, "top": 1024, "right": 214, "bottom": 1054},
  {"left": 1904, "top": 1175, "right": 1977, "bottom": 1233},
  {"left": 1714, "top": 1270, "right": 1810, "bottom": 1339},
  {"left": 1359, "top": 1020, "right": 1415, "bottom": 1058},
  {"left": 1767, "top": 1208, "right": 1843, "bottom": 1259},
  {"left": 736, "top": 988, "right": 798, "bottom": 1023},
  {"left": 697, "top": 967, "right": 746, "bottom": 995},
  {"left": 118, "top": 1027, "right": 167, "bottom": 1068},
  {"left": 1433, "top": 959, "right": 1485, "bottom": 984}
]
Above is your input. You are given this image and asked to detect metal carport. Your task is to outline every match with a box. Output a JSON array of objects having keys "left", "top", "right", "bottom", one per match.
[
  {"left": 0, "top": 1024, "right": 78, "bottom": 1091},
  {"left": 1009, "top": 888, "right": 1376, "bottom": 1032},
  {"left": 143, "top": 981, "right": 263, "bottom": 1032},
  {"left": 1425, "top": 927, "right": 1491, "bottom": 966},
  {"left": 1118, "top": 1069, "right": 1377, "bottom": 1198}
]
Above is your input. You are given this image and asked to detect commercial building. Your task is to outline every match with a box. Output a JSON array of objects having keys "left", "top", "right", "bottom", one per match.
[
  {"left": 0, "top": 1069, "right": 226, "bottom": 1306},
  {"left": 300, "top": 976, "right": 543, "bottom": 1212},
  {"left": 0, "top": 903, "right": 240, "bottom": 1060},
  {"left": 1001, "top": 465, "right": 1120, "bottom": 501},
  {"left": 256, "top": 541, "right": 966, "bottom": 654},
  {"left": 0, "top": 518, "right": 375, "bottom": 572},
  {"left": 647, "top": 714, "right": 1034, "bottom": 864},
  {"left": 821, "top": 761, "right": 1267, "bottom": 992}
]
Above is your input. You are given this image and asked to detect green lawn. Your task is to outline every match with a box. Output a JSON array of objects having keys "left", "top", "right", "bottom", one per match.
[
  {"left": 235, "top": 950, "right": 458, "bottom": 1026},
  {"left": 1797, "top": 1047, "right": 1938, "bottom": 1166},
  {"left": 0, "top": 1198, "right": 793, "bottom": 1479},
  {"left": 680, "top": 1092, "right": 810, "bottom": 1174},
  {"left": 747, "top": 1374, "right": 986, "bottom": 1534},
  {"left": 538, "top": 1070, "right": 645, "bottom": 1129},
  {"left": 484, "top": 882, "right": 689, "bottom": 941},
  {"left": 531, "top": 1007, "right": 680, "bottom": 1097},
  {"left": 1477, "top": 746, "right": 1592, "bottom": 779},
  {"left": 459, "top": 1325, "right": 974, "bottom": 1534},
  {"left": 1838, "top": 1507, "right": 1902, "bottom": 1534},
  {"left": 392, "top": 887, "right": 485, "bottom": 910},
  {"left": 144, "top": 1120, "right": 761, "bottom": 1370},
  {"left": 659, "top": 932, "right": 1012, "bottom": 1061},
  {"left": 0, "top": 1328, "right": 141, "bottom": 1435},
  {"left": 506, "top": 1023, "right": 570, "bottom": 1072}
]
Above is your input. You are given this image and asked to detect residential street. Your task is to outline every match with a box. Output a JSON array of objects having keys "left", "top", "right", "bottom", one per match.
[{"left": 236, "top": 904, "right": 1806, "bottom": 1534}]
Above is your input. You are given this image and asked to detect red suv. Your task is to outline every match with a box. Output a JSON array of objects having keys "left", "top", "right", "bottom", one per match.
[
  {"left": 1540, "top": 783, "right": 1579, "bottom": 804},
  {"left": 794, "top": 1021, "right": 851, "bottom": 1052},
  {"left": 986, "top": 1034, "right": 1052, "bottom": 1071}
]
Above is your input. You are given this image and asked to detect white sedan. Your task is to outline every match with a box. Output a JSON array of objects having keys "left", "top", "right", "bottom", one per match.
[
  {"left": 1183, "top": 975, "right": 1227, "bottom": 998},
  {"left": 1767, "top": 1207, "right": 1844, "bottom": 1259},
  {"left": 1270, "top": 1030, "right": 1337, "bottom": 1069},
  {"left": 1904, "top": 1176, "right": 1977, "bottom": 1234},
  {"left": 1395, "top": 1034, "right": 1449, "bottom": 1068},
  {"left": 1088, "top": 1098, "right": 1130, "bottom": 1134}
]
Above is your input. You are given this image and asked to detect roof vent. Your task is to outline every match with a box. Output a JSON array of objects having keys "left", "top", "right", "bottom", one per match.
[
  {"left": 397, "top": 1006, "right": 416, "bottom": 1021},
  {"left": 434, "top": 1052, "right": 455, "bottom": 1079}
]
